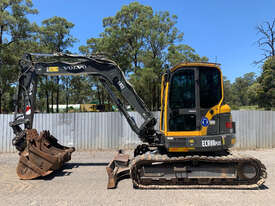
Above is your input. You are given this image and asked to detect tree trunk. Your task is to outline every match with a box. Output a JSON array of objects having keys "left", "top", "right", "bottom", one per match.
[
  {"left": 46, "top": 77, "right": 49, "bottom": 113},
  {"left": 134, "top": 53, "right": 138, "bottom": 73},
  {"left": 66, "top": 78, "right": 69, "bottom": 113},
  {"left": 157, "top": 83, "right": 161, "bottom": 110},
  {"left": 66, "top": 94, "right": 69, "bottom": 112},
  {"left": 0, "top": 25, "right": 3, "bottom": 45},
  {"left": 97, "top": 79, "right": 102, "bottom": 104},
  {"left": 56, "top": 77, "right": 59, "bottom": 113},
  {"left": 153, "top": 82, "right": 156, "bottom": 111},
  {"left": 51, "top": 91, "right": 54, "bottom": 113},
  {"left": 152, "top": 83, "right": 155, "bottom": 111},
  {"left": 46, "top": 90, "right": 49, "bottom": 113},
  {"left": 0, "top": 92, "right": 2, "bottom": 114}
]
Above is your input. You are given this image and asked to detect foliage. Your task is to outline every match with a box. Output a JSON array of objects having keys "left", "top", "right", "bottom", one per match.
[
  {"left": 39, "top": 16, "right": 77, "bottom": 53},
  {"left": 257, "top": 57, "right": 275, "bottom": 109},
  {"left": 167, "top": 44, "right": 208, "bottom": 67},
  {"left": 231, "top": 72, "right": 257, "bottom": 107},
  {"left": 223, "top": 76, "right": 233, "bottom": 105},
  {"left": 0, "top": 0, "right": 38, "bottom": 113},
  {"left": 0, "top": 1, "right": 272, "bottom": 113},
  {"left": 129, "top": 67, "right": 159, "bottom": 110},
  {"left": 37, "top": 16, "right": 77, "bottom": 112},
  {"left": 247, "top": 82, "right": 261, "bottom": 106},
  {"left": 69, "top": 76, "right": 93, "bottom": 104},
  {"left": 80, "top": 2, "right": 206, "bottom": 110},
  {"left": 223, "top": 59, "right": 274, "bottom": 110}
]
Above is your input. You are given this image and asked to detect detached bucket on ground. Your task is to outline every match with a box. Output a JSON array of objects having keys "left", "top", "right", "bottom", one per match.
[{"left": 15, "top": 129, "right": 75, "bottom": 180}]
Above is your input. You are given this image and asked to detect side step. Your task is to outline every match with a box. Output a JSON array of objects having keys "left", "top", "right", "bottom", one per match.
[{"left": 130, "top": 153, "right": 267, "bottom": 189}]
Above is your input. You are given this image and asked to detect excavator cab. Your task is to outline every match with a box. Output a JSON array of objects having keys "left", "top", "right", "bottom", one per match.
[{"left": 160, "top": 63, "right": 236, "bottom": 153}]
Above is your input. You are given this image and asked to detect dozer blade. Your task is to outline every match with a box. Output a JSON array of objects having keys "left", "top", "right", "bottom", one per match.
[
  {"left": 106, "top": 151, "right": 130, "bottom": 189},
  {"left": 16, "top": 129, "right": 75, "bottom": 180}
]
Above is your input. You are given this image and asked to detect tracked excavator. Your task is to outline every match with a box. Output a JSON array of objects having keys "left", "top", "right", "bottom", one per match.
[{"left": 10, "top": 53, "right": 266, "bottom": 188}]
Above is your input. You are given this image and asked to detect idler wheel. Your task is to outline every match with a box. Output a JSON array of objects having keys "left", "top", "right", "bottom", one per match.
[{"left": 238, "top": 162, "right": 258, "bottom": 180}]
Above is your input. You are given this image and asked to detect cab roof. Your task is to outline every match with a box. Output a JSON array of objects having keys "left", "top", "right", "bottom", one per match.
[{"left": 170, "top": 62, "right": 221, "bottom": 72}]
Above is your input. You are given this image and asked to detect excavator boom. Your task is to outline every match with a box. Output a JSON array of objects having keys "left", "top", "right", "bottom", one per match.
[
  {"left": 11, "top": 53, "right": 156, "bottom": 141},
  {"left": 10, "top": 53, "right": 158, "bottom": 180}
]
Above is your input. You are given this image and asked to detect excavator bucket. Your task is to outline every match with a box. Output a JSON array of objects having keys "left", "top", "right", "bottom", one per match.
[
  {"left": 16, "top": 129, "right": 75, "bottom": 180},
  {"left": 106, "top": 151, "right": 130, "bottom": 189}
]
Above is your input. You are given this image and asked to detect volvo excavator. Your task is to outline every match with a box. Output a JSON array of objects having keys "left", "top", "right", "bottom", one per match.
[{"left": 10, "top": 53, "right": 267, "bottom": 189}]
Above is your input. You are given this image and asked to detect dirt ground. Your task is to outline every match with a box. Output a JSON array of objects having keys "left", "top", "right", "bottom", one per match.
[{"left": 0, "top": 149, "right": 274, "bottom": 206}]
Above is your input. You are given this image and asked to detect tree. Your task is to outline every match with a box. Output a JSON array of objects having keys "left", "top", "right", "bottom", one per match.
[
  {"left": 39, "top": 16, "right": 77, "bottom": 112},
  {"left": 70, "top": 76, "right": 93, "bottom": 104},
  {"left": 0, "top": 0, "right": 38, "bottom": 48},
  {"left": 137, "top": 9, "right": 185, "bottom": 110},
  {"left": 142, "top": 11, "right": 183, "bottom": 69},
  {"left": 254, "top": 18, "right": 275, "bottom": 110},
  {"left": 39, "top": 17, "right": 76, "bottom": 53},
  {"left": 247, "top": 82, "right": 261, "bottom": 106},
  {"left": 0, "top": 0, "right": 38, "bottom": 113},
  {"left": 79, "top": 2, "right": 155, "bottom": 105},
  {"left": 257, "top": 57, "right": 275, "bottom": 109},
  {"left": 255, "top": 18, "right": 275, "bottom": 64},
  {"left": 231, "top": 72, "right": 257, "bottom": 107},
  {"left": 80, "top": 2, "right": 154, "bottom": 73},
  {"left": 223, "top": 76, "right": 233, "bottom": 106},
  {"left": 80, "top": 2, "right": 206, "bottom": 110},
  {"left": 130, "top": 67, "right": 159, "bottom": 110},
  {"left": 167, "top": 44, "right": 208, "bottom": 67}
]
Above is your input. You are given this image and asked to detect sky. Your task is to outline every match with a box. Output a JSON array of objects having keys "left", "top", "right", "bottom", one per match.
[{"left": 28, "top": 0, "right": 275, "bottom": 82}]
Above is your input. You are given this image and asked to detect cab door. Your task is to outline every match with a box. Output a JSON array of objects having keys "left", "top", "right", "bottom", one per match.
[{"left": 167, "top": 68, "right": 200, "bottom": 132}]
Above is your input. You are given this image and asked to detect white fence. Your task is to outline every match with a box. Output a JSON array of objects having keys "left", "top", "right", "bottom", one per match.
[{"left": 0, "top": 111, "right": 274, "bottom": 152}]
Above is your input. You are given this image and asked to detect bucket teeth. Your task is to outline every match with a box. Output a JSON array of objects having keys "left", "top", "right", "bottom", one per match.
[{"left": 16, "top": 129, "right": 75, "bottom": 180}]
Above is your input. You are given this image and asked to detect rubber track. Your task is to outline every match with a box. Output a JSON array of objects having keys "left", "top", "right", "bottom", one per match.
[{"left": 130, "top": 152, "right": 267, "bottom": 189}]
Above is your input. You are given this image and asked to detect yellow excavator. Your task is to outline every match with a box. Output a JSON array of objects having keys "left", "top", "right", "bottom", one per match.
[{"left": 10, "top": 53, "right": 266, "bottom": 189}]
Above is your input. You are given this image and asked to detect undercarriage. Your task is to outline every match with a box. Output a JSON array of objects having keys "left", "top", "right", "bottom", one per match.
[{"left": 107, "top": 146, "right": 267, "bottom": 189}]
